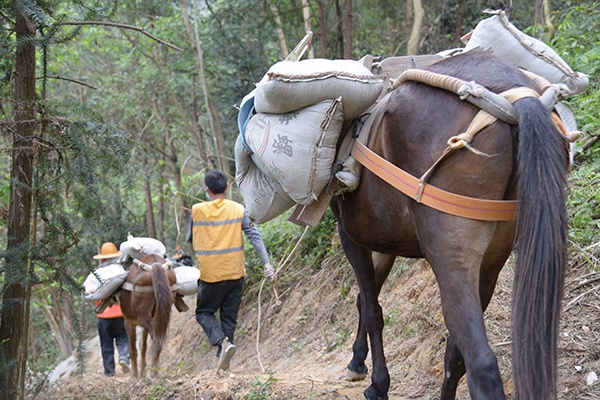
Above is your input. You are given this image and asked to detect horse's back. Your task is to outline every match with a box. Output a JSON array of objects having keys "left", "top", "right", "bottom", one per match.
[{"left": 336, "top": 50, "right": 522, "bottom": 257}]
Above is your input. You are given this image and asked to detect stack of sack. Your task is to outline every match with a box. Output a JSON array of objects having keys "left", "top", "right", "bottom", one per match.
[
  {"left": 236, "top": 58, "right": 385, "bottom": 223},
  {"left": 236, "top": 11, "right": 588, "bottom": 225},
  {"left": 83, "top": 235, "right": 200, "bottom": 301}
]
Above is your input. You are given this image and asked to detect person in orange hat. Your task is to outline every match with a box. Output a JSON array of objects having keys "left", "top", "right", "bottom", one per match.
[{"left": 93, "top": 242, "right": 130, "bottom": 377}]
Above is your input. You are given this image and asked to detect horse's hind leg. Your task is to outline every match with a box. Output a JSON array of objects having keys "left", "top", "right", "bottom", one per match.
[
  {"left": 141, "top": 329, "right": 149, "bottom": 378},
  {"left": 125, "top": 321, "right": 138, "bottom": 378},
  {"left": 417, "top": 216, "right": 506, "bottom": 400},
  {"left": 347, "top": 252, "right": 396, "bottom": 382},
  {"left": 440, "top": 225, "right": 514, "bottom": 400},
  {"left": 338, "top": 224, "right": 390, "bottom": 400}
]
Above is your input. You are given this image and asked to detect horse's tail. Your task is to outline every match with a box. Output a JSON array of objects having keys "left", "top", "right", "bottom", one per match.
[
  {"left": 512, "top": 97, "right": 569, "bottom": 399},
  {"left": 151, "top": 264, "right": 173, "bottom": 362}
]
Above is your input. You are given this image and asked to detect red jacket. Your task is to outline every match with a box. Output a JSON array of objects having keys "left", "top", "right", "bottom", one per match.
[{"left": 96, "top": 302, "right": 123, "bottom": 319}]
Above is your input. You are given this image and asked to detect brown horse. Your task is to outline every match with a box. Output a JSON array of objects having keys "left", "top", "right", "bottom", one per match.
[
  {"left": 331, "top": 50, "right": 569, "bottom": 399},
  {"left": 120, "top": 254, "right": 176, "bottom": 378}
]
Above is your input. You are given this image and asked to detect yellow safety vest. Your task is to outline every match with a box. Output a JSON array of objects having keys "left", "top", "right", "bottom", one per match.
[{"left": 191, "top": 199, "right": 246, "bottom": 283}]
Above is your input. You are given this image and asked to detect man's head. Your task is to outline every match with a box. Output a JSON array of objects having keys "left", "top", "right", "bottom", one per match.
[{"left": 204, "top": 169, "right": 228, "bottom": 194}]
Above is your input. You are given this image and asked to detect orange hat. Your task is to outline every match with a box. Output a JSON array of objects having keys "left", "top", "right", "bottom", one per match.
[{"left": 93, "top": 242, "right": 122, "bottom": 260}]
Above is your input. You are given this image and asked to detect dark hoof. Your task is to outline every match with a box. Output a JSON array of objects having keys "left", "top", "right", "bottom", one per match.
[{"left": 364, "top": 387, "right": 387, "bottom": 400}]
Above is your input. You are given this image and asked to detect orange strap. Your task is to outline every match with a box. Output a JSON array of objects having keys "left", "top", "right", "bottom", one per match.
[{"left": 352, "top": 140, "right": 518, "bottom": 221}]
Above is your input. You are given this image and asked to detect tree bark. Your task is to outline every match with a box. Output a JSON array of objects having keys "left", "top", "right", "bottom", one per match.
[
  {"left": 142, "top": 156, "right": 157, "bottom": 238},
  {"left": 407, "top": 0, "right": 424, "bottom": 55},
  {"left": 334, "top": 0, "right": 344, "bottom": 58},
  {"left": 0, "top": 3, "right": 37, "bottom": 399},
  {"left": 543, "top": 0, "right": 554, "bottom": 40},
  {"left": 316, "top": 0, "right": 327, "bottom": 58},
  {"left": 269, "top": 2, "right": 289, "bottom": 58},
  {"left": 302, "top": 0, "right": 315, "bottom": 59},
  {"left": 344, "top": 0, "right": 353, "bottom": 59}
]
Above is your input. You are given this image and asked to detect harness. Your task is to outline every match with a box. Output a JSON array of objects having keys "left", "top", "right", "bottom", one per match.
[
  {"left": 349, "top": 68, "right": 579, "bottom": 221},
  {"left": 121, "top": 259, "right": 178, "bottom": 293}
]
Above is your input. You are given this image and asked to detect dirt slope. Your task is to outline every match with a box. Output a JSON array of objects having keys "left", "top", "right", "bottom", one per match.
[{"left": 41, "top": 253, "right": 600, "bottom": 399}]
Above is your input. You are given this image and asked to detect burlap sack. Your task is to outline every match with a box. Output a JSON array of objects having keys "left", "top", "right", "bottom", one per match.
[
  {"left": 83, "top": 264, "right": 127, "bottom": 301},
  {"left": 120, "top": 235, "right": 167, "bottom": 259},
  {"left": 243, "top": 98, "right": 344, "bottom": 206},
  {"left": 174, "top": 266, "right": 200, "bottom": 296},
  {"left": 464, "top": 11, "right": 588, "bottom": 95},
  {"left": 254, "top": 58, "right": 384, "bottom": 119},
  {"left": 235, "top": 135, "right": 295, "bottom": 223}
]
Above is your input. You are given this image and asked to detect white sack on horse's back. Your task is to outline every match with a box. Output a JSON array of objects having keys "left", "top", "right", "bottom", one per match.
[
  {"left": 244, "top": 98, "right": 344, "bottom": 206},
  {"left": 173, "top": 266, "right": 200, "bottom": 296},
  {"left": 83, "top": 263, "right": 127, "bottom": 300},
  {"left": 235, "top": 135, "right": 295, "bottom": 223},
  {"left": 464, "top": 10, "right": 588, "bottom": 96},
  {"left": 254, "top": 58, "right": 384, "bottom": 119},
  {"left": 120, "top": 235, "right": 167, "bottom": 260}
]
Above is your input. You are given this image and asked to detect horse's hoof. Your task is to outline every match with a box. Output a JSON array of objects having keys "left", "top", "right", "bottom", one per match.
[
  {"left": 364, "top": 387, "right": 388, "bottom": 400},
  {"left": 346, "top": 367, "right": 368, "bottom": 381}
]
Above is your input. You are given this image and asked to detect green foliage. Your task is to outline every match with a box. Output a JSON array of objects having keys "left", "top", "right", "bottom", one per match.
[
  {"left": 551, "top": 4, "right": 600, "bottom": 159},
  {"left": 241, "top": 371, "right": 277, "bottom": 400},
  {"left": 146, "top": 384, "right": 169, "bottom": 400},
  {"left": 243, "top": 208, "right": 337, "bottom": 288},
  {"left": 568, "top": 159, "right": 600, "bottom": 247}
]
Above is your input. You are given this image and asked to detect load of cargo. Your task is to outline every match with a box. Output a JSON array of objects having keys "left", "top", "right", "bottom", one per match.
[
  {"left": 235, "top": 10, "right": 587, "bottom": 224},
  {"left": 83, "top": 235, "right": 199, "bottom": 302}
]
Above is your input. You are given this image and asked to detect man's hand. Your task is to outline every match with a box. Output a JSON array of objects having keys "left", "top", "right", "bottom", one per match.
[{"left": 264, "top": 263, "right": 275, "bottom": 280}]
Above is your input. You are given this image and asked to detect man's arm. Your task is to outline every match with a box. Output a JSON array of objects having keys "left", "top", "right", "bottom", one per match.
[
  {"left": 242, "top": 212, "right": 270, "bottom": 265},
  {"left": 186, "top": 214, "right": 194, "bottom": 244}
]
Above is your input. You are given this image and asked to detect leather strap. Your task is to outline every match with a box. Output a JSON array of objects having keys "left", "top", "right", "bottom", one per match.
[
  {"left": 351, "top": 140, "right": 517, "bottom": 221},
  {"left": 121, "top": 282, "right": 178, "bottom": 292}
]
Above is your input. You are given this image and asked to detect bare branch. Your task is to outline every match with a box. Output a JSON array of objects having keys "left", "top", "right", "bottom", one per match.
[
  {"left": 58, "top": 21, "right": 183, "bottom": 52},
  {"left": 38, "top": 75, "right": 97, "bottom": 90}
]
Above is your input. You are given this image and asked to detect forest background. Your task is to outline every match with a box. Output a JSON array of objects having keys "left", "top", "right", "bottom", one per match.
[{"left": 0, "top": 0, "right": 599, "bottom": 399}]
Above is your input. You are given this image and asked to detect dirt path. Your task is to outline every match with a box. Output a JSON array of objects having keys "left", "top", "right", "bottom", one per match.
[{"left": 41, "top": 258, "right": 600, "bottom": 399}]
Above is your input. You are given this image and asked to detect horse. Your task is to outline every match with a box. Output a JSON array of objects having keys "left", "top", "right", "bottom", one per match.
[
  {"left": 331, "top": 50, "right": 569, "bottom": 400},
  {"left": 119, "top": 253, "right": 176, "bottom": 378}
]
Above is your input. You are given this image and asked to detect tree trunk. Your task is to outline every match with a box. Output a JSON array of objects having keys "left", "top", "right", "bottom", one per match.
[
  {"left": 334, "top": 0, "right": 344, "bottom": 58},
  {"left": 344, "top": 0, "right": 353, "bottom": 59},
  {"left": 0, "top": 3, "right": 37, "bottom": 399},
  {"left": 179, "top": 0, "right": 230, "bottom": 176},
  {"left": 302, "top": 0, "right": 315, "bottom": 59},
  {"left": 543, "top": 0, "right": 554, "bottom": 40},
  {"left": 269, "top": 2, "right": 289, "bottom": 58},
  {"left": 406, "top": 0, "right": 424, "bottom": 55},
  {"left": 142, "top": 156, "right": 157, "bottom": 238},
  {"left": 37, "top": 289, "right": 73, "bottom": 359},
  {"left": 316, "top": 0, "right": 327, "bottom": 58}
]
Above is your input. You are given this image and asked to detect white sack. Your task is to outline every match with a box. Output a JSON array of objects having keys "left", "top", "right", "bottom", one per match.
[
  {"left": 83, "top": 263, "right": 127, "bottom": 301},
  {"left": 254, "top": 58, "right": 384, "bottom": 119},
  {"left": 235, "top": 135, "right": 296, "bottom": 223},
  {"left": 243, "top": 98, "right": 344, "bottom": 206},
  {"left": 120, "top": 235, "right": 167, "bottom": 259},
  {"left": 464, "top": 11, "right": 588, "bottom": 95},
  {"left": 174, "top": 266, "right": 200, "bottom": 296}
]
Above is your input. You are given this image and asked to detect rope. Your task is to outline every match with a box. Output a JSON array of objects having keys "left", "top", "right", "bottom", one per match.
[{"left": 255, "top": 225, "right": 310, "bottom": 372}]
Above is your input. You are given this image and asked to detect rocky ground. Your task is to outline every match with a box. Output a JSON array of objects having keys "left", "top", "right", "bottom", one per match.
[{"left": 38, "top": 248, "right": 600, "bottom": 399}]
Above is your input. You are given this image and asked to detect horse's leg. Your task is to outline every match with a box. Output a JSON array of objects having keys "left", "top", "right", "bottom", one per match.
[
  {"left": 440, "top": 223, "right": 514, "bottom": 400},
  {"left": 124, "top": 321, "right": 138, "bottom": 378},
  {"left": 347, "top": 252, "right": 396, "bottom": 382},
  {"left": 338, "top": 223, "right": 389, "bottom": 400},
  {"left": 415, "top": 214, "right": 505, "bottom": 400},
  {"left": 141, "top": 329, "right": 149, "bottom": 378}
]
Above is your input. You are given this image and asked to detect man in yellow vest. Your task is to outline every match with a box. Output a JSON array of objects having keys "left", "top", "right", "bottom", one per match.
[{"left": 187, "top": 170, "right": 274, "bottom": 371}]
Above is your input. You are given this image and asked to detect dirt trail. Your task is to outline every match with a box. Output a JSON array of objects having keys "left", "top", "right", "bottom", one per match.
[{"left": 42, "top": 257, "right": 600, "bottom": 399}]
